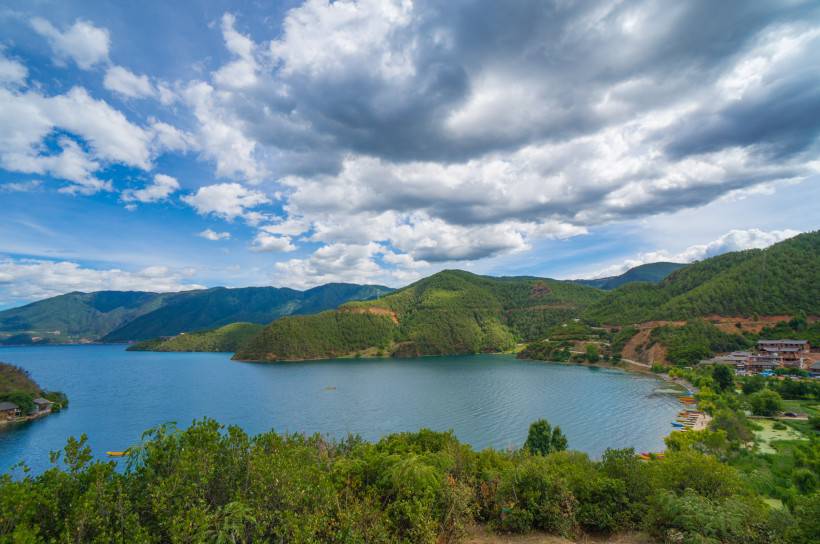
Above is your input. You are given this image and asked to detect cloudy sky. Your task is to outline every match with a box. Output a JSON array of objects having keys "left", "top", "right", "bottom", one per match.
[{"left": 1, "top": 0, "right": 819, "bottom": 308}]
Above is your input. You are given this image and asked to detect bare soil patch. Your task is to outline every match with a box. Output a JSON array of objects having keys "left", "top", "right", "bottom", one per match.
[{"left": 464, "top": 525, "right": 653, "bottom": 544}]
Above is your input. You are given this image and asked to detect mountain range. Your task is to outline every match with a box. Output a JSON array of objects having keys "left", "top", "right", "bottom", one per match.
[
  {"left": 2, "top": 231, "right": 817, "bottom": 357},
  {"left": 571, "top": 262, "right": 686, "bottom": 290},
  {"left": 0, "top": 284, "right": 392, "bottom": 344},
  {"left": 235, "top": 231, "right": 818, "bottom": 361}
]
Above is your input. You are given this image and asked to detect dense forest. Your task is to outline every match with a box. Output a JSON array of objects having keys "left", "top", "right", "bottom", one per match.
[
  {"left": 235, "top": 270, "right": 604, "bottom": 361},
  {"left": 235, "top": 311, "right": 398, "bottom": 361}
]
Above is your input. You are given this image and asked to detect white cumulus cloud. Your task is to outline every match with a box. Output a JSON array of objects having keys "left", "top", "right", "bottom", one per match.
[
  {"left": 581, "top": 228, "right": 802, "bottom": 279},
  {"left": 103, "top": 65, "right": 156, "bottom": 99},
  {"left": 0, "top": 258, "right": 204, "bottom": 305},
  {"left": 250, "top": 232, "right": 296, "bottom": 253},
  {"left": 121, "top": 174, "right": 180, "bottom": 205},
  {"left": 31, "top": 18, "right": 110, "bottom": 70},
  {"left": 198, "top": 229, "right": 231, "bottom": 241},
  {"left": 182, "top": 182, "right": 270, "bottom": 222}
]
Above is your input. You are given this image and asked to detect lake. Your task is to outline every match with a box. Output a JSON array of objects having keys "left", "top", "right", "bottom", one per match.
[{"left": 0, "top": 345, "right": 682, "bottom": 474}]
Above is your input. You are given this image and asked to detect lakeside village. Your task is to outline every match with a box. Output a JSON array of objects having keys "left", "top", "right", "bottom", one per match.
[
  {"left": 0, "top": 397, "right": 56, "bottom": 424},
  {"left": 703, "top": 339, "right": 819, "bottom": 377}
]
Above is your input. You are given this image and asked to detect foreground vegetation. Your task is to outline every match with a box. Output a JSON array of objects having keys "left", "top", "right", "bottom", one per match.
[
  {"left": 664, "top": 364, "right": 818, "bottom": 515},
  {"left": 0, "top": 362, "right": 68, "bottom": 415},
  {"left": 0, "top": 410, "right": 816, "bottom": 543}
]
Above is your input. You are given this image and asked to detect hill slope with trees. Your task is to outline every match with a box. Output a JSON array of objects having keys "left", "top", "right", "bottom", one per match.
[
  {"left": 235, "top": 270, "right": 604, "bottom": 361},
  {"left": 583, "top": 231, "right": 819, "bottom": 324}
]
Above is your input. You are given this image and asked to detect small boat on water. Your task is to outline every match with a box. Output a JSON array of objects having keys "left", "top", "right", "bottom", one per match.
[
  {"left": 106, "top": 451, "right": 128, "bottom": 457},
  {"left": 638, "top": 452, "right": 665, "bottom": 460}
]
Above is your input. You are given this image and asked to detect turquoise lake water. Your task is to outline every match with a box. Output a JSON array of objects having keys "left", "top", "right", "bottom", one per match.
[{"left": 0, "top": 345, "right": 682, "bottom": 474}]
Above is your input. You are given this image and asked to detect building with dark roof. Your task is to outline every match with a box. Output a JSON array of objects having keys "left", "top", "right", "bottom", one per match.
[
  {"left": 0, "top": 401, "right": 21, "bottom": 420},
  {"left": 32, "top": 397, "right": 53, "bottom": 413}
]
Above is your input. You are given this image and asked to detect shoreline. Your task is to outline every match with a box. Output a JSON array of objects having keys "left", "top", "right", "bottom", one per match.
[{"left": 0, "top": 409, "right": 53, "bottom": 427}]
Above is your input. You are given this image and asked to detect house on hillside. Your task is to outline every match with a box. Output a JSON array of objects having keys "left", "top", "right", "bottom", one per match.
[
  {"left": 757, "top": 339, "right": 810, "bottom": 369},
  {"left": 757, "top": 339, "right": 811, "bottom": 353},
  {"left": 33, "top": 397, "right": 53, "bottom": 413},
  {"left": 811, "top": 361, "right": 820, "bottom": 379},
  {"left": 0, "top": 401, "right": 21, "bottom": 421},
  {"left": 703, "top": 351, "right": 753, "bottom": 374},
  {"left": 745, "top": 355, "right": 781, "bottom": 373}
]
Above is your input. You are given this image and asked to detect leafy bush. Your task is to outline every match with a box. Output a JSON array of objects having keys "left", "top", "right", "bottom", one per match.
[
  {"left": 0, "top": 417, "right": 813, "bottom": 543},
  {"left": 524, "top": 419, "right": 568, "bottom": 456},
  {"left": 749, "top": 390, "right": 784, "bottom": 416}
]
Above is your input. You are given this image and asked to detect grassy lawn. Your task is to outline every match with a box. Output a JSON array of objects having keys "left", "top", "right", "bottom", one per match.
[
  {"left": 779, "top": 399, "right": 819, "bottom": 434},
  {"left": 754, "top": 420, "right": 806, "bottom": 454},
  {"left": 781, "top": 399, "right": 819, "bottom": 416}
]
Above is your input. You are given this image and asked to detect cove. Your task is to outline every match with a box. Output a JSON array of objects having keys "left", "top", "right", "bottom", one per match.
[{"left": 0, "top": 344, "right": 681, "bottom": 474}]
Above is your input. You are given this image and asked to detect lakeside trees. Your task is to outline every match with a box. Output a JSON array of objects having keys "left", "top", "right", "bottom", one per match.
[
  {"left": 524, "top": 419, "right": 568, "bottom": 456},
  {"left": 0, "top": 412, "right": 816, "bottom": 543},
  {"left": 750, "top": 389, "right": 785, "bottom": 416}
]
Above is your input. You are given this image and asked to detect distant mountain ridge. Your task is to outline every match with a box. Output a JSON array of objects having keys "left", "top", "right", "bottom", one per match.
[
  {"left": 0, "top": 284, "right": 393, "bottom": 343},
  {"left": 572, "top": 262, "right": 686, "bottom": 290}
]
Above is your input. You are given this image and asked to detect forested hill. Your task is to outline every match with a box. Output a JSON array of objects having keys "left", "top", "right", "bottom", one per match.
[
  {"left": 583, "top": 230, "right": 820, "bottom": 324},
  {"left": 572, "top": 261, "right": 686, "bottom": 290},
  {"left": 234, "top": 270, "right": 604, "bottom": 362},
  {"left": 0, "top": 284, "right": 392, "bottom": 343}
]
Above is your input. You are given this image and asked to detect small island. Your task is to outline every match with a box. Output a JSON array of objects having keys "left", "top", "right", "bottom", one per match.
[{"left": 0, "top": 362, "right": 68, "bottom": 425}]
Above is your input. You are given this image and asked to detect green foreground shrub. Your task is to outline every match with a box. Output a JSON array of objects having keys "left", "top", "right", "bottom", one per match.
[{"left": 0, "top": 418, "right": 814, "bottom": 543}]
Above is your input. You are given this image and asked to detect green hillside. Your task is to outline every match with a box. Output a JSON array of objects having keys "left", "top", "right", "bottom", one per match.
[
  {"left": 573, "top": 261, "right": 686, "bottom": 290},
  {"left": 583, "top": 231, "right": 820, "bottom": 324},
  {"left": 127, "top": 322, "right": 265, "bottom": 352},
  {"left": 236, "top": 312, "right": 397, "bottom": 361},
  {"left": 235, "top": 270, "right": 604, "bottom": 361},
  {"left": 103, "top": 284, "right": 392, "bottom": 342}
]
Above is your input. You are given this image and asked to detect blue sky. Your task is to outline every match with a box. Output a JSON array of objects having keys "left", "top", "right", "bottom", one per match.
[{"left": 1, "top": 0, "right": 819, "bottom": 309}]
